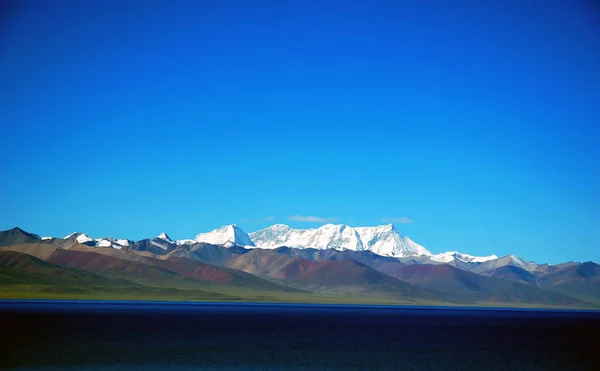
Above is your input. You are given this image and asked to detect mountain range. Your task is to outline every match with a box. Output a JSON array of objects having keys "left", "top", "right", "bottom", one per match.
[{"left": 0, "top": 225, "right": 598, "bottom": 308}]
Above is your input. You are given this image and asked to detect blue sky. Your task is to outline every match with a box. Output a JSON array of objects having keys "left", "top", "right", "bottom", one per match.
[{"left": 1, "top": 0, "right": 598, "bottom": 264}]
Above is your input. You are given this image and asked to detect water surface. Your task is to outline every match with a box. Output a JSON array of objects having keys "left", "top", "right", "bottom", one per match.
[{"left": 1, "top": 300, "right": 598, "bottom": 370}]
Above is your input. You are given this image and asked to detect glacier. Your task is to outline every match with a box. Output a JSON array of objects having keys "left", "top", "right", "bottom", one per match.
[
  {"left": 429, "top": 251, "right": 498, "bottom": 263},
  {"left": 249, "top": 223, "right": 432, "bottom": 258},
  {"left": 194, "top": 224, "right": 255, "bottom": 247}
]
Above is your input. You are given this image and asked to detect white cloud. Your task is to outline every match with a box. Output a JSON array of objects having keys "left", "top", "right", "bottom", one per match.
[
  {"left": 381, "top": 217, "right": 414, "bottom": 224},
  {"left": 288, "top": 215, "right": 338, "bottom": 223}
]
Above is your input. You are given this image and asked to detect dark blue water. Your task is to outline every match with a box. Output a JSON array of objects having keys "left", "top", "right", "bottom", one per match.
[{"left": 1, "top": 300, "right": 599, "bottom": 370}]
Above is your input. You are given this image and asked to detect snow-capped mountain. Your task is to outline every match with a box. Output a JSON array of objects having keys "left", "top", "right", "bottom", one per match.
[
  {"left": 473, "top": 254, "right": 541, "bottom": 274},
  {"left": 194, "top": 225, "right": 255, "bottom": 247},
  {"left": 249, "top": 224, "right": 431, "bottom": 258},
  {"left": 156, "top": 232, "right": 174, "bottom": 244},
  {"left": 65, "top": 232, "right": 94, "bottom": 245},
  {"left": 132, "top": 233, "right": 177, "bottom": 252},
  {"left": 175, "top": 239, "right": 196, "bottom": 245},
  {"left": 248, "top": 224, "right": 363, "bottom": 250},
  {"left": 64, "top": 232, "right": 133, "bottom": 249},
  {"left": 95, "top": 237, "right": 134, "bottom": 249},
  {"left": 60, "top": 224, "right": 501, "bottom": 265},
  {"left": 430, "top": 251, "right": 498, "bottom": 264},
  {"left": 355, "top": 225, "right": 431, "bottom": 257}
]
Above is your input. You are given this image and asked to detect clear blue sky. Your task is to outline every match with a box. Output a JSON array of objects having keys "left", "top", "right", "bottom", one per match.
[{"left": 1, "top": 0, "right": 599, "bottom": 264}]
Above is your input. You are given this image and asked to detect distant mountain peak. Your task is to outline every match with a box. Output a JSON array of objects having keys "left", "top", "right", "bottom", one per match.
[
  {"left": 430, "top": 251, "right": 498, "bottom": 263},
  {"left": 194, "top": 225, "right": 255, "bottom": 247},
  {"left": 64, "top": 232, "right": 93, "bottom": 244},
  {"left": 508, "top": 254, "right": 528, "bottom": 267},
  {"left": 156, "top": 232, "right": 173, "bottom": 242},
  {"left": 8, "top": 226, "right": 41, "bottom": 238},
  {"left": 249, "top": 224, "right": 430, "bottom": 258},
  {"left": 0, "top": 227, "right": 41, "bottom": 246}
]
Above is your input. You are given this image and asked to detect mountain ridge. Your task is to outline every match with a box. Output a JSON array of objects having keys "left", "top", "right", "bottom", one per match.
[
  {"left": 248, "top": 223, "right": 436, "bottom": 258},
  {"left": 194, "top": 225, "right": 255, "bottom": 247},
  {"left": 2, "top": 226, "right": 598, "bottom": 309},
  {"left": 0, "top": 225, "right": 561, "bottom": 267}
]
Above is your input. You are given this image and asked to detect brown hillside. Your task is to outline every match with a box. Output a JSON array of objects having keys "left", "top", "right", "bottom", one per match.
[
  {"left": 388, "top": 264, "right": 589, "bottom": 307},
  {"left": 226, "top": 249, "right": 438, "bottom": 300}
]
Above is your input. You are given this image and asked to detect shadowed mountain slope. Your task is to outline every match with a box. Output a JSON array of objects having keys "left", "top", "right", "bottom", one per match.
[
  {"left": 273, "top": 246, "right": 404, "bottom": 266},
  {"left": 387, "top": 264, "right": 590, "bottom": 307},
  {"left": 471, "top": 255, "right": 554, "bottom": 277},
  {"left": 46, "top": 249, "right": 202, "bottom": 289},
  {"left": 539, "top": 262, "right": 600, "bottom": 304},
  {"left": 2, "top": 242, "right": 298, "bottom": 293},
  {"left": 2, "top": 243, "right": 61, "bottom": 260},
  {"left": 44, "top": 248, "right": 296, "bottom": 293},
  {"left": 480, "top": 265, "right": 539, "bottom": 286},
  {"left": 168, "top": 243, "right": 250, "bottom": 265},
  {"left": 152, "top": 256, "right": 302, "bottom": 292},
  {"left": 0, "top": 250, "right": 139, "bottom": 287},
  {"left": 225, "top": 249, "right": 444, "bottom": 301},
  {"left": 269, "top": 247, "right": 412, "bottom": 279},
  {"left": 129, "top": 238, "right": 177, "bottom": 255},
  {"left": 0, "top": 228, "right": 41, "bottom": 247}
]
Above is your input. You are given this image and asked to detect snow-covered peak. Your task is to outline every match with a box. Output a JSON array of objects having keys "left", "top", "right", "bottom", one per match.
[
  {"left": 63, "top": 232, "right": 134, "bottom": 249},
  {"left": 65, "top": 232, "right": 94, "bottom": 244},
  {"left": 508, "top": 254, "right": 527, "bottom": 267},
  {"left": 401, "top": 236, "right": 432, "bottom": 257},
  {"left": 78, "top": 234, "right": 92, "bottom": 244},
  {"left": 307, "top": 224, "right": 364, "bottom": 251},
  {"left": 194, "top": 225, "right": 255, "bottom": 247},
  {"left": 249, "top": 224, "right": 430, "bottom": 258},
  {"left": 175, "top": 239, "right": 196, "bottom": 245},
  {"left": 354, "top": 225, "right": 431, "bottom": 257},
  {"left": 96, "top": 239, "right": 112, "bottom": 247},
  {"left": 430, "top": 251, "right": 498, "bottom": 263},
  {"left": 93, "top": 237, "right": 133, "bottom": 249},
  {"left": 248, "top": 224, "right": 301, "bottom": 248},
  {"left": 269, "top": 224, "right": 292, "bottom": 231},
  {"left": 115, "top": 239, "right": 131, "bottom": 247},
  {"left": 249, "top": 224, "right": 362, "bottom": 251},
  {"left": 156, "top": 232, "right": 173, "bottom": 243}
]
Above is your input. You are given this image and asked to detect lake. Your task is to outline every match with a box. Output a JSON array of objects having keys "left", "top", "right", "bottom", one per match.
[{"left": 1, "top": 300, "right": 598, "bottom": 370}]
